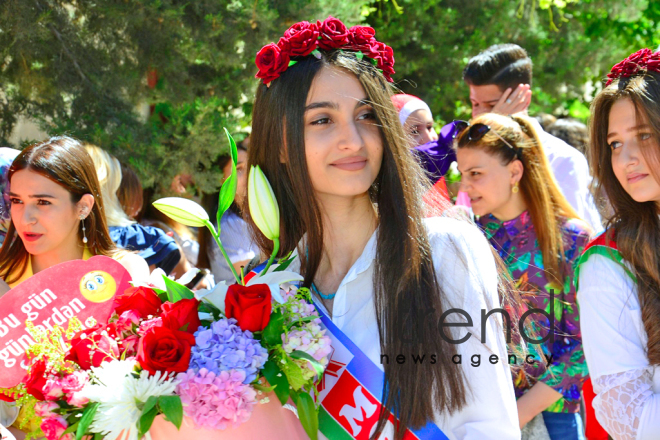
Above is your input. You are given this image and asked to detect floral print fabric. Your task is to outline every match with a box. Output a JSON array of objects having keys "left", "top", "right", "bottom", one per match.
[{"left": 477, "top": 211, "right": 591, "bottom": 413}]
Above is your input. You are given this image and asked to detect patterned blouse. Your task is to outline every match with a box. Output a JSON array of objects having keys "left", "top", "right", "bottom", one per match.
[{"left": 477, "top": 210, "right": 591, "bottom": 413}]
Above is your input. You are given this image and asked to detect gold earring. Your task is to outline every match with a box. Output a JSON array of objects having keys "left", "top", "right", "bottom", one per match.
[{"left": 512, "top": 183, "right": 519, "bottom": 194}]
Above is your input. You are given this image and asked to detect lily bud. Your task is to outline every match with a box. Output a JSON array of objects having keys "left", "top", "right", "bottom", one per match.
[
  {"left": 248, "top": 165, "right": 280, "bottom": 240},
  {"left": 153, "top": 197, "right": 209, "bottom": 228}
]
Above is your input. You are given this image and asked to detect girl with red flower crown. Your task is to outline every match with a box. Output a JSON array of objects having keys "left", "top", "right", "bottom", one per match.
[
  {"left": 250, "top": 17, "right": 519, "bottom": 440},
  {"left": 576, "top": 48, "right": 660, "bottom": 439}
]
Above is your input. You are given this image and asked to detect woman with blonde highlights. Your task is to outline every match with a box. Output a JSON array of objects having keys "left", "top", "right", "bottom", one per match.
[
  {"left": 455, "top": 113, "right": 592, "bottom": 438},
  {"left": 577, "top": 48, "right": 660, "bottom": 439}
]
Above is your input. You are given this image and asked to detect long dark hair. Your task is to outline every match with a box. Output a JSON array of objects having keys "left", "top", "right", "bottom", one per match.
[
  {"left": 248, "top": 50, "right": 469, "bottom": 438},
  {"left": 590, "top": 71, "right": 660, "bottom": 365},
  {"left": 0, "top": 136, "right": 116, "bottom": 284}
]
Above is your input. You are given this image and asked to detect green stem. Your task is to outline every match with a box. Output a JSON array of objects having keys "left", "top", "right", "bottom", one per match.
[
  {"left": 205, "top": 220, "right": 242, "bottom": 285},
  {"left": 260, "top": 238, "right": 280, "bottom": 276}
]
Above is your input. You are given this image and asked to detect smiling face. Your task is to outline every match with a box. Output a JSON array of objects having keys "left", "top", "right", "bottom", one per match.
[
  {"left": 9, "top": 169, "right": 87, "bottom": 258},
  {"left": 303, "top": 66, "right": 383, "bottom": 201},
  {"left": 456, "top": 147, "right": 522, "bottom": 217},
  {"left": 79, "top": 270, "right": 117, "bottom": 303},
  {"left": 608, "top": 98, "right": 660, "bottom": 204},
  {"left": 403, "top": 109, "right": 438, "bottom": 147}
]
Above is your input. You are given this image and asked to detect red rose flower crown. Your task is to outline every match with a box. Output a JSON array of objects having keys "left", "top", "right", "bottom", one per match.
[
  {"left": 255, "top": 16, "right": 395, "bottom": 86},
  {"left": 607, "top": 48, "right": 660, "bottom": 86}
]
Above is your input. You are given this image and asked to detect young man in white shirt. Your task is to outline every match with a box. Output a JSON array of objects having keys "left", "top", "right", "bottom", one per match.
[{"left": 463, "top": 44, "right": 603, "bottom": 232}]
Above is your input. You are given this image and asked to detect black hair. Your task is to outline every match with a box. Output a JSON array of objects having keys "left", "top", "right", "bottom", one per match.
[{"left": 463, "top": 44, "right": 533, "bottom": 91}]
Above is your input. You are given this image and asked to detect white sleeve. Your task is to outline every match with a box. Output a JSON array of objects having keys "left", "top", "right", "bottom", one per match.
[
  {"left": 427, "top": 218, "right": 520, "bottom": 440},
  {"left": 578, "top": 254, "right": 660, "bottom": 439}
]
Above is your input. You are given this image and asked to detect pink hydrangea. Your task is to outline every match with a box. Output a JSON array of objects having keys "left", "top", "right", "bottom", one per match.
[
  {"left": 40, "top": 416, "right": 72, "bottom": 440},
  {"left": 176, "top": 368, "right": 257, "bottom": 430},
  {"left": 282, "top": 321, "right": 332, "bottom": 380}
]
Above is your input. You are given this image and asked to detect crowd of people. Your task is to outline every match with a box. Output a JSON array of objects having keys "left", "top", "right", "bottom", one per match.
[{"left": 1, "top": 16, "right": 659, "bottom": 440}]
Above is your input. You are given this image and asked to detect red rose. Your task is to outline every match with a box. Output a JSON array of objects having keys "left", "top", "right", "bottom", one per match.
[
  {"left": 224, "top": 284, "right": 272, "bottom": 332},
  {"left": 160, "top": 299, "right": 201, "bottom": 334},
  {"left": 255, "top": 43, "right": 290, "bottom": 85},
  {"left": 24, "top": 358, "right": 49, "bottom": 400},
  {"left": 279, "top": 21, "right": 319, "bottom": 57},
  {"left": 65, "top": 324, "right": 120, "bottom": 370},
  {"left": 348, "top": 25, "right": 379, "bottom": 56},
  {"left": 317, "top": 16, "right": 349, "bottom": 50},
  {"left": 114, "top": 286, "right": 162, "bottom": 319},
  {"left": 137, "top": 326, "right": 195, "bottom": 375},
  {"left": 373, "top": 42, "right": 395, "bottom": 81}
]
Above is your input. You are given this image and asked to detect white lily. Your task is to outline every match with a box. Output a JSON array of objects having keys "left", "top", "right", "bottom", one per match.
[
  {"left": 132, "top": 268, "right": 200, "bottom": 291},
  {"left": 153, "top": 197, "right": 210, "bottom": 228},
  {"left": 248, "top": 165, "right": 280, "bottom": 241}
]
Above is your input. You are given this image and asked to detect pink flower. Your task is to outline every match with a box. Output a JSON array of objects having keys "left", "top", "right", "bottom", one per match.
[
  {"left": 119, "top": 334, "right": 140, "bottom": 358},
  {"left": 61, "top": 371, "right": 90, "bottom": 407},
  {"left": 176, "top": 369, "right": 257, "bottom": 430},
  {"left": 137, "top": 317, "right": 163, "bottom": 336},
  {"left": 116, "top": 310, "right": 141, "bottom": 333},
  {"left": 34, "top": 401, "right": 59, "bottom": 418},
  {"left": 40, "top": 416, "right": 72, "bottom": 440},
  {"left": 42, "top": 379, "right": 65, "bottom": 401}
]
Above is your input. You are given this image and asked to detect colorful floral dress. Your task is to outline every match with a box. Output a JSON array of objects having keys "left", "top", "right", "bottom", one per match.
[{"left": 477, "top": 211, "right": 591, "bottom": 413}]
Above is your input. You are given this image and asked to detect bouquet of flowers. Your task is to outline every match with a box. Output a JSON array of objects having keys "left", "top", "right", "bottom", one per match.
[{"left": 13, "top": 130, "right": 331, "bottom": 440}]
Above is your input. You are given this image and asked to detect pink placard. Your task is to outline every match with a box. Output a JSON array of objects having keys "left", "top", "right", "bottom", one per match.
[{"left": 0, "top": 256, "right": 131, "bottom": 388}]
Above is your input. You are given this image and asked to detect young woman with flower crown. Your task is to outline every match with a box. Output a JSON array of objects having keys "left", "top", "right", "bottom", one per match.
[
  {"left": 247, "top": 17, "right": 519, "bottom": 440},
  {"left": 577, "top": 48, "right": 660, "bottom": 439}
]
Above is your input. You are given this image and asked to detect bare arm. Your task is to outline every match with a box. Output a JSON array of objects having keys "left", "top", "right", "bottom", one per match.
[{"left": 516, "top": 382, "right": 563, "bottom": 428}]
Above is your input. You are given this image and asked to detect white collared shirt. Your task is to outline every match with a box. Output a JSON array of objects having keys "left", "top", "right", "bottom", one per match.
[{"left": 293, "top": 217, "right": 520, "bottom": 439}]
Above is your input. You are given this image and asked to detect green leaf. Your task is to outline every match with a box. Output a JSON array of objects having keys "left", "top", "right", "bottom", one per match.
[
  {"left": 262, "top": 360, "right": 290, "bottom": 405},
  {"left": 261, "top": 311, "right": 285, "bottom": 347},
  {"left": 217, "top": 128, "right": 239, "bottom": 225},
  {"left": 162, "top": 275, "right": 195, "bottom": 302},
  {"left": 280, "top": 356, "right": 307, "bottom": 391},
  {"left": 142, "top": 395, "right": 159, "bottom": 416},
  {"left": 252, "top": 382, "right": 277, "bottom": 393},
  {"left": 138, "top": 405, "right": 159, "bottom": 438},
  {"left": 287, "top": 315, "right": 318, "bottom": 329},
  {"left": 62, "top": 421, "right": 79, "bottom": 436},
  {"left": 294, "top": 392, "right": 319, "bottom": 440},
  {"left": 93, "top": 433, "right": 103, "bottom": 440},
  {"left": 355, "top": 51, "right": 364, "bottom": 60},
  {"left": 290, "top": 350, "right": 325, "bottom": 377},
  {"left": 76, "top": 402, "right": 99, "bottom": 440},
  {"left": 273, "top": 253, "right": 295, "bottom": 272},
  {"left": 158, "top": 395, "right": 183, "bottom": 429}
]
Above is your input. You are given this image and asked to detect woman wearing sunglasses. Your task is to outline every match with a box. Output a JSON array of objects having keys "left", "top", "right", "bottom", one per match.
[{"left": 455, "top": 113, "right": 592, "bottom": 439}]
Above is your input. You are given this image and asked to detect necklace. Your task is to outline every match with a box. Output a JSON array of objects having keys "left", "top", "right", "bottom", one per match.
[{"left": 311, "top": 282, "right": 337, "bottom": 300}]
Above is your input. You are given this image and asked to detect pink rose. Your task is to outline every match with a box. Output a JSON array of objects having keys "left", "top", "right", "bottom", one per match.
[
  {"left": 119, "top": 334, "right": 140, "bottom": 358},
  {"left": 40, "top": 416, "right": 72, "bottom": 440},
  {"left": 42, "top": 379, "right": 65, "bottom": 401},
  {"left": 66, "top": 391, "right": 89, "bottom": 408},
  {"left": 116, "top": 310, "right": 141, "bottom": 333},
  {"left": 138, "top": 317, "right": 163, "bottom": 336},
  {"left": 34, "top": 401, "right": 59, "bottom": 418},
  {"left": 317, "top": 16, "right": 349, "bottom": 50},
  {"left": 62, "top": 371, "right": 88, "bottom": 393}
]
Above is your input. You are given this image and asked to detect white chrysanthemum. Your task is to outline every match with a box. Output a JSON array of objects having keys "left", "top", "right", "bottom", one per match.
[{"left": 78, "top": 359, "right": 178, "bottom": 440}]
